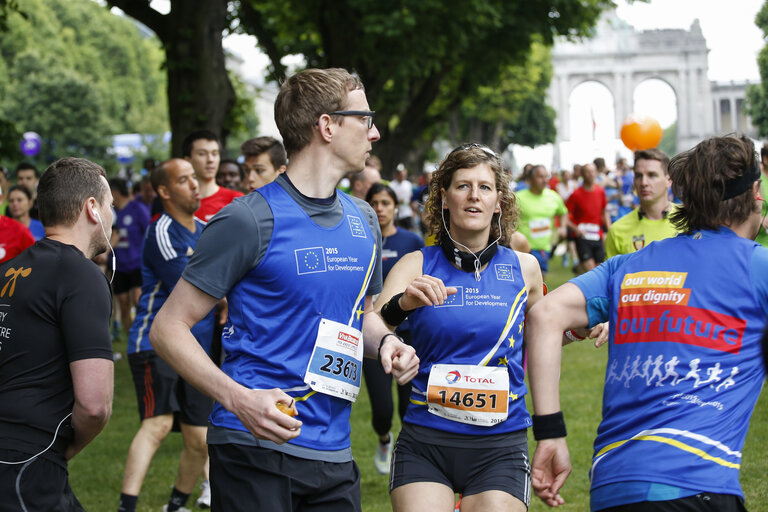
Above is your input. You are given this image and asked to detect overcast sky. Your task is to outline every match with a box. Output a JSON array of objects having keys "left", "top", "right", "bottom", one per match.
[{"left": 616, "top": 0, "right": 763, "bottom": 82}]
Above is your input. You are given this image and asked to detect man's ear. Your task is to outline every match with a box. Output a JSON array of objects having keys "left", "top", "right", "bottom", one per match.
[
  {"left": 157, "top": 184, "right": 171, "bottom": 201},
  {"left": 317, "top": 114, "right": 334, "bottom": 143}
]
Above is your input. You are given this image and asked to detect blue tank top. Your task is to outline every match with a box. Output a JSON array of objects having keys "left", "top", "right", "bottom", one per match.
[
  {"left": 579, "top": 229, "right": 767, "bottom": 497},
  {"left": 209, "top": 183, "right": 377, "bottom": 452},
  {"left": 404, "top": 245, "right": 531, "bottom": 435}
]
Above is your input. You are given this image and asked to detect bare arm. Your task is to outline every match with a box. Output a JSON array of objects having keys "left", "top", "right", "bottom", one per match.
[
  {"left": 558, "top": 213, "right": 568, "bottom": 238},
  {"left": 526, "top": 282, "right": 590, "bottom": 506},
  {"left": 65, "top": 358, "right": 113, "bottom": 460},
  {"left": 602, "top": 207, "right": 612, "bottom": 233},
  {"left": 518, "top": 251, "right": 543, "bottom": 311},
  {"left": 150, "top": 278, "right": 302, "bottom": 443}
]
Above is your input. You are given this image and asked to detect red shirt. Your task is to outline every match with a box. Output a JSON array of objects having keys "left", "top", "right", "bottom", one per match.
[
  {"left": 195, "top": 187, "right": 243, "bottom": 222},
  {"left": 548, "top": 176, "right": 559, "bottom": 191},
  {"left": 0, "top": 216, "right": 35, "bottom": 263},
  {"left": 566, "top": 185, "right": 607, "bottom": 237}
]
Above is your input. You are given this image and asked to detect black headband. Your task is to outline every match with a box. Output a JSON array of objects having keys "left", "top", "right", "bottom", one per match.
[{"left": 722, "top": 157, "right": 760, "bottom": 200}]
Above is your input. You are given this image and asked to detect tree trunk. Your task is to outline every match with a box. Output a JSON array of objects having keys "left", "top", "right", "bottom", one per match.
[
  {"left": 165, "top": 0, "right": 234, "bottom": 156},
  {"left": 106, "top": 0, "right": 235, "bottom": 157}
]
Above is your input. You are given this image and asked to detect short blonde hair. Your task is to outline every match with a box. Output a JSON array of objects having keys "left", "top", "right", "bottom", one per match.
[{"left": 274, "top": 68, "right": 364, "bottom": 157}]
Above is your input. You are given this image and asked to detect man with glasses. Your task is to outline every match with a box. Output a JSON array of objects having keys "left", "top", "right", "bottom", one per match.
[{"left": 149, "top": 68, "right": 418, "bottom": 511}]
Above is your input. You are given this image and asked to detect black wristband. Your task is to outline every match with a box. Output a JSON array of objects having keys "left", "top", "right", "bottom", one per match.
[
  {"left": 380, "top": 292, "right": 408, "bottom": 326},
  {"left": 377, "top": 333, "right": 402, "bottom": 363},
  {"left": 532, "top": 411, "right": 567, "bottom": 440}
]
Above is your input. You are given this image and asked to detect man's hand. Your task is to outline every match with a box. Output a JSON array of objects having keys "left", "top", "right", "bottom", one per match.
[
  {"left": 589, "top": 322, "right": 610, "bottom": 348},
  {"left": 380, "top": 336, "right": 419, "bottom": 385},
  {"left": 531, "top": 438, "right": 571, "bottom": 507},
  {"left": 228, "top": 387, "right": 302, "bottom": 444}
]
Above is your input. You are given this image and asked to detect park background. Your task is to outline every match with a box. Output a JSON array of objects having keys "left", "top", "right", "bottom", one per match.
[{"left": 1, "top": 0, "right": 768, "bottom": 509}]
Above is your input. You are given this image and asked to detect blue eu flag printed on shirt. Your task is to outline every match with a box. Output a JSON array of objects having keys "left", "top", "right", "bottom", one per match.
[
  {"left": 435, "top": 286, "right": 463, "bottom": 307},
  {"left": 347, "top": 216, "right": 367, "bottom": 238},
  {"left": 295, "top": 247, "right": 327, "bottom": 275},
  {"left": 495, "top": 264, "right": 514, "bottom": 282}
]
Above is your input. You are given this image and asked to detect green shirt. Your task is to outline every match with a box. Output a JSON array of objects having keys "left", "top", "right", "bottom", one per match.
[
  {"left": 605, "top": 208, "right": 677, "bottom": 258},
  {"left": 516, "top": 188, "right": 567, "bottom": 251},
  {"left": 755, "top": 172, "right": 768, "bottom": 248}
]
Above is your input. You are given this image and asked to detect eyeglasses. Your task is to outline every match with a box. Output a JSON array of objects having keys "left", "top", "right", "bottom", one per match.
[{"left": 326, "top": 110, "right": 376, "bottom": 129}]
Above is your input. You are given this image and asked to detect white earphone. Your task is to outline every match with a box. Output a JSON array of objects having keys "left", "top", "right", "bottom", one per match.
[{"left": 93, "top": 207, "right": 116, "bottom": 283}]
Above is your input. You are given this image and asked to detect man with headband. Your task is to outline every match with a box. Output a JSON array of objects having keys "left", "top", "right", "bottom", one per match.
[{"left": 527, "top": 134, "right": 768, "bottom": 511}]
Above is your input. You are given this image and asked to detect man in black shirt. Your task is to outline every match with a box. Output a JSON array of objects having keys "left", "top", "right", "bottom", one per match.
[{"left": 0, "top": 157, "right": 115, "bottom": 511}]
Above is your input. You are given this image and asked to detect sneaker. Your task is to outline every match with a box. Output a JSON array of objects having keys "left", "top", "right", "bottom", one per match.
[
  {"left": 373, "top": 433, "right": 393, "bottom": 474},
  {"left": 162, "top": 506, "right": 191, "bottom": 512},
  {"left": 195, "top": 480, "right": 211, "bottom": 509}
]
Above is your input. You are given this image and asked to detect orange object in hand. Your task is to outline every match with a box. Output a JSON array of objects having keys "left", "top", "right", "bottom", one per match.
[
  {"left": 620, "top": 114, "right": 663, "bottom": 151},
  {"left": 276, "top": 401, "right": 297, "bottom": 417}
]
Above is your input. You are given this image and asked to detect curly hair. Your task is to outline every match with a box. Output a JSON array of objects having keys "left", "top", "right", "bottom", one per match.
[
  {"left": 668, "top": 134, "right": 760, "bottom": 234},
  {"left": 423, "top": 144, "right": 518, "bottom": 248}
]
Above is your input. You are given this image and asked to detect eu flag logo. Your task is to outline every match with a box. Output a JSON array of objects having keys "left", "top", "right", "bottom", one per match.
[
  {"left": 435, "top": 286, "right": 463, "bottom": 308},
  {"left": 295, "top": 247, "right": 327, "bottom": 275},
  {"left": 495, "top": 264, "right": 514, "bottom": 281},
  {"left": 347, "top": 216, "right": 367, "bottom": 238}
]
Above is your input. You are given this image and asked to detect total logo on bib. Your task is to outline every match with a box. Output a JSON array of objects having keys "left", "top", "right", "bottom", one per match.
[{"left": 427, "top": 364, "right": 509, "bottom": 426}]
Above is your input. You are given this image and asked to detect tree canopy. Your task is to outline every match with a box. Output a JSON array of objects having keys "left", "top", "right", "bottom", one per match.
[
  {"left": 239, "top": 0, "right": 612, "bottom": 172},
  {"left": 3, "top": 0, "right": 614, "bottom": 171},
  {"left": 0, "top": 0, "right": 168, "bottom": 170},
  {"left": 110, "top": 0, "right": 611, "bottom": 170}
]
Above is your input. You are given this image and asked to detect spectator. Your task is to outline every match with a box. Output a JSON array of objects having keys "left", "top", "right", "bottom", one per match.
[
  {"left": 182, "top": 130, "right": 242, "bottom": 222},
  {"left": 216, "top": 158, "right": 245, "bottom": 193},
  {"left": 6, "top": 184, "right": 44, "bottom": 240}
]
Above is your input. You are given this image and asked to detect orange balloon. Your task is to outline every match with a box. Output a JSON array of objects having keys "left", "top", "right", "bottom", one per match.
[{"left": 620, "top": 115, "right": 663, "bottom": 151}]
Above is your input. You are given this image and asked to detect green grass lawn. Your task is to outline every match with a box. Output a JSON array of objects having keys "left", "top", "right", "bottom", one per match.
[{"left": 70, "top": 256, "right": 768, "bottom": 511}]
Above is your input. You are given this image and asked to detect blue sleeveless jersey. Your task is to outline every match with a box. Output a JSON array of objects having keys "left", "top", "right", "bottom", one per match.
[
  {"left": 573, "top": 229, "right": 768, "bottom": 497},
  {"left": 404, "top": 245, "right": 531, "bottom": 435},
  {"left": 128, "top": 214, "right": 213, "bottom": 354},
  {"left": 209, "top": 184, "right": 377, "bottom": 452}
]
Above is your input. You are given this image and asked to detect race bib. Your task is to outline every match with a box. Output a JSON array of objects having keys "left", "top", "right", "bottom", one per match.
[
  {"left": 304, "top": 319, "right": 363, "bottom": 402},
  {"left": 578, "top": 222, "right": 601, "bottom": 241},
  {"left": 426, "top": 364, "right": 509, "bottom": 426},
  {"left": 529, "top": 218, "right": 552, "bottom": 239}
]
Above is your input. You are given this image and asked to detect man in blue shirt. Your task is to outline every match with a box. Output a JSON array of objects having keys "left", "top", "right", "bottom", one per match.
[
  {"left": 119, "top": 159, "right": 213, "bottom": 512},
  {"left": 526, "top": 134, "right": 768, "bottom": 511},
  {"left": 149, "top": 68, "right": 419, "bottom": 511}
]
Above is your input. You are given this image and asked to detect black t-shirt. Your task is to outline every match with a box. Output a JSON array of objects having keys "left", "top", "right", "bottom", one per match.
[{"left": 0, "top": 238, "right": 112, "bottom": 459}]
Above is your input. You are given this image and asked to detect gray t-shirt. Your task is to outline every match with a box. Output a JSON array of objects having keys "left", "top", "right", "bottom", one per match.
[{"left": 183, "top": 173, "right": 383, "bottom": 299}]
